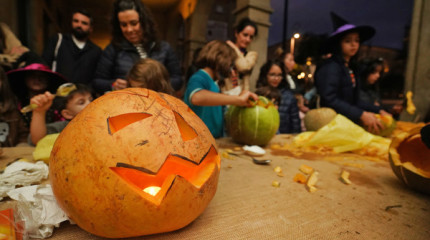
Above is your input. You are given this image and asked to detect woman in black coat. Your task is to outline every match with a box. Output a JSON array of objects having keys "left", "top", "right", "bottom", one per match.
[{"left": 92, "top": 0, "right": 182, "bottom": 95}]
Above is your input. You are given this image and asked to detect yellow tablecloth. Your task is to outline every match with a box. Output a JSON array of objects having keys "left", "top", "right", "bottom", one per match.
[{"left": 1, "top": 135, "right": 429, "bottom": 239}]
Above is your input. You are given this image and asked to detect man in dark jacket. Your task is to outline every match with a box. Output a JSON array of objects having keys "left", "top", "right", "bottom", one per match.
[{"left": 42, "top": 9, "right": 101, "bottom": 85}]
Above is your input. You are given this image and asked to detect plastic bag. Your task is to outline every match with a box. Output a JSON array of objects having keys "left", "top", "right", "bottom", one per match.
[
  {"left": 33, "top": 134, "right": 60, "bottom": 164},
  {"left": 294, "top": 114, "right": 390, "bottom": 153}
]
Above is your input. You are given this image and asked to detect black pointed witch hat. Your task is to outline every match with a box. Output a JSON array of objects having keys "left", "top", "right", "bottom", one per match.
[{"left": 328, "top": 12, "right": 375, "bottom": 43}]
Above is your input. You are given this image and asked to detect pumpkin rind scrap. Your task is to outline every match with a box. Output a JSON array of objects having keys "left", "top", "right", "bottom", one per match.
[
  {"left": 304, "top": 108, "right": 337, "bottom": 131},
  {"left": 49, "top": 88, "right": 221, "bottom": 238},
  {"left": 388, "top": 126, "right": 430, "bottom": 195},
  {"left": 225, "top": 96, "right": 279, "bottom": 146}
]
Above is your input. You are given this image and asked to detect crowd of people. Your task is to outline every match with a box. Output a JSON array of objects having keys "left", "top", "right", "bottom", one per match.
[{"left": 0, "top": 0, "right": 403, "bottom": 148}]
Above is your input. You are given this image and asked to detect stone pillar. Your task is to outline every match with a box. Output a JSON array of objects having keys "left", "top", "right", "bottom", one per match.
[
  {"left": 233, "top": 0, "right": 273, "bottom": 91},
  {"left": 401, "top": 0, "right": 430, "bottom": 122},
  {"left": 182, "top": 0, "right": 215, "bottom": 69}
]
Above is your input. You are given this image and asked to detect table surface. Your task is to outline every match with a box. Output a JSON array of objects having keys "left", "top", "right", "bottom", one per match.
[{"left": 1, "top": 135, "right": 429, "bottom": 240}]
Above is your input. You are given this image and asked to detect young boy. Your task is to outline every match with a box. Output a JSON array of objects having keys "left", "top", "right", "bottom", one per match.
[{"left": 28, "top": 83, "right": 92, "bottom": 145}]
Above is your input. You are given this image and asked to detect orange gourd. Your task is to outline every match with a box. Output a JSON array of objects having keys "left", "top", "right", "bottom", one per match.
[
  {"left": 375, "top": 114, "right": 396, "bottom": 137},
  {"left": 49, "top": 88, "right": 220, "bottom": 238}
]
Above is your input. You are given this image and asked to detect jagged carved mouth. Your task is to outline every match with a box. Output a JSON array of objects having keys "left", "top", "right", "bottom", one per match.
[{"left": 110, "top": 145, "right": 218, "bottom": 205}]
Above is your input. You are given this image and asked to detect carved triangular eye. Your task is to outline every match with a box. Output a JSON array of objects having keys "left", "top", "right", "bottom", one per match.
[
  {"left": 108, "top": 113, "right": 152, "bottom": 135},
  {"left": 173, "top": 110, "right": 197, "bottom": 141}
]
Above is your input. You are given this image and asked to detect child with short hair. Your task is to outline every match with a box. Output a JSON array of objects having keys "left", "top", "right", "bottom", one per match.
[
  {"left": 183, "top": 40, "right": 258, "bottom": 138},
  {"left": 126, "top": 58, "right": 174, "bottom": 95},
  {"left": 28, "top": 83, "right": 92, "bottom": 145}
]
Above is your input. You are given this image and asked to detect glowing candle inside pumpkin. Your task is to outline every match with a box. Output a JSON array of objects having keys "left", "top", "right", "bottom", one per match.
[{"left": 143, "top": 186, "right": 161, "bottom": 196}]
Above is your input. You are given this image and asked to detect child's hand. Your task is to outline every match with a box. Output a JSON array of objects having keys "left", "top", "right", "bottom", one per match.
[
  {"left": 238, "top": 91, "right": 258, "bottom": 107},
  {"left": 360, "top": 111, "right": 384, "bottom": 134},
  {"left": 112, "top": 78, "right": 128, "bottom": 91},
  {"left": 30, "top": 91, "right": 54, "bottom": 113}
]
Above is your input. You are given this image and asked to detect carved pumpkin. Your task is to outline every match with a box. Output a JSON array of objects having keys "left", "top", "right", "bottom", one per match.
[
  {"left": 49, "top": 88, "right": 220, "bottom": 238},
  {"left": 388, "top": 125, "right": 430, "bottom": 195}
]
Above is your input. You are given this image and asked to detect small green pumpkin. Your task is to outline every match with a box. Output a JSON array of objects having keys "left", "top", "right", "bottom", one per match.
[{"left": 225, "top": 96, "right": 280, "bottom": 146}]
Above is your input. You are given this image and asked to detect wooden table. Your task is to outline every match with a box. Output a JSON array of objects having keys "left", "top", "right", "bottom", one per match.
[{"left": 1, "top": 135, "right": 429, "bottom": 239}]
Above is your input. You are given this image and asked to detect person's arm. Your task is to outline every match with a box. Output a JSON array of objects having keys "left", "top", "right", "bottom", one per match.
[
  {"left": 316, "top": 62, "right": 384, "bottom": 134},
  {"left": 226, "top": 40, "right": 258, "bottom": 72},
  {"left": 92, "top": 44, "right": 117, "bottom": 94},
  {"left": 191, "top": 89, "right": 257, "bottom": 107},
  {"left": 162, "top": 42, "right": 183, "bottom": 91},
  {"left": 29, "top": 91, "right": 54, "bottom": 145}
]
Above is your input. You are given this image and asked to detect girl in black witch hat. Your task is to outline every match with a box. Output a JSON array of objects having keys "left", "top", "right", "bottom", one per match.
[{"left": 314, "top": 12, "right": 391, "bottom": 134}]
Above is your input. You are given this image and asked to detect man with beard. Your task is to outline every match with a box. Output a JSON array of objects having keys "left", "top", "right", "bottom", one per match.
[{"left": 42, "top": 10, "right": 101, "bottom": 85}]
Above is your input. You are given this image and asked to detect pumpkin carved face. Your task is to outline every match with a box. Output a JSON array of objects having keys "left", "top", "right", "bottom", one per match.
[{"left": 49, "top": 88, "right": 220, "bottom": 238}]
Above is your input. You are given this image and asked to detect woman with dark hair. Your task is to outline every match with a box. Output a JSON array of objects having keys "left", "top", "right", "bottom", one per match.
[
  {"left": 256, "top": 59, "right": 301, "bottom": 134},
  {"left": 233, "top": 17, "right": 258, "bottom": 55},
  {"left": 314, "top": 12, "right": 390, "bottom": 134},
  {"left": 224, "top": 17, "right": 258, "bottom": 93},
  {"left": 93, "top": 0, "right": 182, "bottom": 95}
]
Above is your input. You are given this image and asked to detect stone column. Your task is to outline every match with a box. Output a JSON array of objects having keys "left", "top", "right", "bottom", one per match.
[
  {"left": 183, "top": 0, "right": 215, "bottom": 68},
  {"left": 401, "top": 0, "right": 430, "bottom": 122},
  {"left": 233, "top": 0, "right": 273, "bottom": 91}
]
